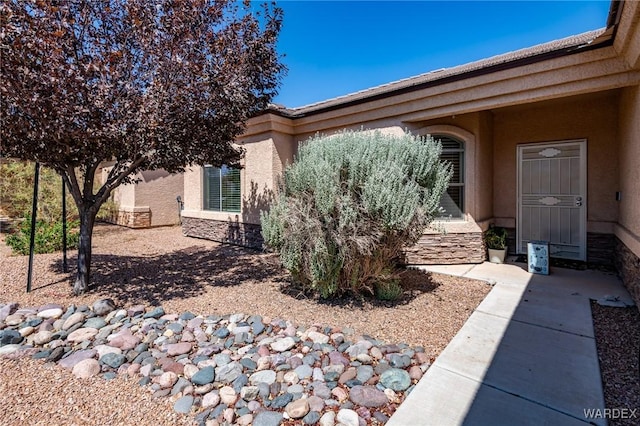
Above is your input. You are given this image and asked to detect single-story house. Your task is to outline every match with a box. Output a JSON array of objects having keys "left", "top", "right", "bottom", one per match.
[{"left": 107, "top": 0, "right": 640, "bottom": 305}]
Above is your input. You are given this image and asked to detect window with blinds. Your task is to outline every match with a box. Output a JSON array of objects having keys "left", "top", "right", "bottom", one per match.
[
  {"left": 435, "top": 135, "right": 464, "bottom": 219},
  {"left": 203, "top": 165, "right": 241, "bottom": 213}
]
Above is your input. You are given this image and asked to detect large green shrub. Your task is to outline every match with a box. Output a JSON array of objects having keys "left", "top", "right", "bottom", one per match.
[
  {"left": 261, "top": 130, "right": 452, "bottom": 298},
  {"left": 5, "top": 216, "right": 80, "bottom": 255}
]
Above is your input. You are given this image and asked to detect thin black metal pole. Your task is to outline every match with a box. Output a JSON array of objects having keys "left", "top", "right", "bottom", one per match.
[
  {"left": 62, "top": 176, "right": 68, "bottom": 272},
  {"left": 176, "top": 195, "right": 183, "bottom": 225},
  {"left": 27, "top": 162, "right": 40, "bottom": 293}
]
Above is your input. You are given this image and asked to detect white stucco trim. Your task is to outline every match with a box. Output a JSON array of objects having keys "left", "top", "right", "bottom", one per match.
[
  {"left": 116, "top": 205, "right": 150, "bottom": 213},
  {"left": 426, "top": 220, "right": 482, "bottom": 234},
  {"left": 181, "top": 209, "right": 242, "bottom": 222},
  {"left": 414, "top": 125, "right": 477, "bottom": 222}
]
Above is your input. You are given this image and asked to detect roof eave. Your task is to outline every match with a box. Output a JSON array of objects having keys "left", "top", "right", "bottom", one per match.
[{"left": 261, "top": 1, "right": 623, "bottom": 120}]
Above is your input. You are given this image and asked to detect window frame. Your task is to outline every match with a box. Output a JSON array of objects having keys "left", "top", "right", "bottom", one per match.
[
  {"left": 434, "top": 134, "right": 465, "bottom": 220},
  {"left": 203, "top": 165, "right": 241, "bottom": 213}
]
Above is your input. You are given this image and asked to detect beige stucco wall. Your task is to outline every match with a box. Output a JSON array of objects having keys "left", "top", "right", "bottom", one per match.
[
  {"left": 101, "top": 167, "right": 183, "bottom": 227},
  {"left": 239, "top": 133, "right": 285, "bottom": 224},
  {"left": 615, "top": 0, "right": 640, "bottom": 70},
  {"left": 294, "top": 119, "right": 406, "bottom": 144},
  {"left": 272, "top": 133, "right": 296, "bottom": 188},
  {"left": 111, "top": 181, "right": 136, "bottom": 210},
  {"left": 477, "top": 111, "right": 495, "bottom": 226},
  {"left": 492, "top": 92, "right": 620, "bottom": 232},
  {"left": 616, "top": 84, "right": 640, "bottom": 256},
  {"left": 183, "top": 166, "right": 201, "bottom": 212},
  {"left": 135, "top": 169, "right": 184, "bottom": 227}
]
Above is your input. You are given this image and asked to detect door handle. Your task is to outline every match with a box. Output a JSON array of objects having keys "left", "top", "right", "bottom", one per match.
[{"left": 575, "top": 196, "right": 583, "bottom": 206}]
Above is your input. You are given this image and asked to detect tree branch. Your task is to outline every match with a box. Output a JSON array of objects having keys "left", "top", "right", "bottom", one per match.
[{"left": 96, "top": 155, "right": 147, "bottom": 206}]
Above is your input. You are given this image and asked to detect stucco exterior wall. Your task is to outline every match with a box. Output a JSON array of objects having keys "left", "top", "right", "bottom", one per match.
[
  {"left": 492, "top": 92, "right": 620, "bottom": 232},
  {"left": 100, "top": 166, "right": 149, "bottom": 227},
  {"left": 477, "top": 111, "right": 495, "bottom": 225},
  {"left": 110, "top": 177, "right": 136, "bottom": 209},
  {"left": 272, "top": 132, "right": 296, "bottom": 188},
  {"left": 239, "top": 135, "right": 278, "bottom": 224},
  {"left": 617, "top": 85, "right": 640, "bottom": 245},
  {"left": 182, "top": 121, "right": 486, "bottom": 263},
  {"left": 616, "top": 83, "right": 640, "bottom": 306},
  {"left": 100, "top": 167, "right": 183, "bottom": 228},
  {"left": 135, "top": 169, "right": 184, "bottom": 227},
  {"left": 615, "top": 0, "right": 640, "bottom": 70}
]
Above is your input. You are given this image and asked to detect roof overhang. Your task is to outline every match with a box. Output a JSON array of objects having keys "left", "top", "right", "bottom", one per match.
[{"left": 251, "top": 0, "right": 637, "bottom": 133}]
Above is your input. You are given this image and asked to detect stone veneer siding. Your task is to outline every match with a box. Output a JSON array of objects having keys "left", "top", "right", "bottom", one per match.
[
  {"left": 182, "top": 217, "right": 486, "bottom": 264},
  {"left": 506, "top": 229, "right": 616, "bottom": 268},
  {"left": 587, "top": 232, "right": 617, "bottom": 267},
  {"left": 105, "top": 210, "right": 151, "bottom": 228},
  {"left": 403, "top": 231, "right": 485, "bottom": 264},
  {"left": 182, "top": 216, "right": 263, "bottom": 250},
  {"left": 615, "top": 238, "right": 640, "bottom": 309}
]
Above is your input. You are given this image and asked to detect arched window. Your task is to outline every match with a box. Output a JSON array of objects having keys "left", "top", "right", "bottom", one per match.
[{"left": 434, "top": 134, "right": 464, "bottom": 219}]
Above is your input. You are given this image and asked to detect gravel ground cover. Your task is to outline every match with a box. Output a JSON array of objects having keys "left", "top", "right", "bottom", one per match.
[
  {"left": 0, "top": 224, "right": 490, "bottom": 425},
  {"left": 0, "top": 357, "right": 193, "bottom": 426},
  {"left": 592, "top": 302, "right": 640, "bottom": 426}
]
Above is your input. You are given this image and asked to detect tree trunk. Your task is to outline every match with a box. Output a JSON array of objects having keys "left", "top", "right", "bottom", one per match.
[{"left": 73, "top": 207, "right": 97, "bottom": 295}]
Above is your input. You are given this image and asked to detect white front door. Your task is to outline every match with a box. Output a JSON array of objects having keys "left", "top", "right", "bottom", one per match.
[{"left": 517, "top": 140, "right": 587, "bottom": 261}]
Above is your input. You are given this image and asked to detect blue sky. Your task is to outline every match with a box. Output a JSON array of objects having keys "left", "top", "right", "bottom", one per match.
[{"left": 271, "top": 1, "right": 612, "bottom": 108}]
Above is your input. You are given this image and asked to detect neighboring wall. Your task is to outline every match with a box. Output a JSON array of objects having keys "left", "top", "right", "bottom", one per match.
[
  {"left": 136, "top": 170, "right": 184, "bottom": 227},
  {"left": 616, "top": 84, "right": 640, "bottom": 306},
  {"left": 101, "top": 167, "right": 184, "bottom": 228}
]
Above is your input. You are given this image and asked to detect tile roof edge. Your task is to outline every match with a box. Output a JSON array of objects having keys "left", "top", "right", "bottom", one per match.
[{"left": 265, "top": 28, "right": 608, "bottom": 119}]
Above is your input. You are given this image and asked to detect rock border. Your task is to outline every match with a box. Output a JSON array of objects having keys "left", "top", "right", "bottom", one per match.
[{"left": 0, "top": 300, "right": 431, "bottom": 426}]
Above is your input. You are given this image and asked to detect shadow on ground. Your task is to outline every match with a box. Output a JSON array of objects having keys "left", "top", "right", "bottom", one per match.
[
  {"left": 279, "top": 267, "right": 441, "bottom": 308},
  {"left": 48, "top": 244, "right": 288, "bottom": 306}
]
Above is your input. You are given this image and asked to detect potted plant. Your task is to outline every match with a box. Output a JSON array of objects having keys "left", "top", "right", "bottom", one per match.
[{"left": 484, "top": 225, "right": 508, "bottom": 264}]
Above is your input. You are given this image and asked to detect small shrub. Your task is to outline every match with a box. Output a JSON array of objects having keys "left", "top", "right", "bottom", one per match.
[
  {"left": 484, "top": 225, "right": 508, "bottom": 250},
  {"left": 374, "top": 279, "right": 404, "bottom": 301},
  {"left": 5, "top": 215, "right": 80, "bottom": 255},
  {"left": 261, "top": 130, "right": 451, "bottom": 298}
]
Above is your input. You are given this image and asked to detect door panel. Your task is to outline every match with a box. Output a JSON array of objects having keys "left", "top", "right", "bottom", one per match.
[{"left": 518, "top": 140, "right": 587, "bottom": 261}]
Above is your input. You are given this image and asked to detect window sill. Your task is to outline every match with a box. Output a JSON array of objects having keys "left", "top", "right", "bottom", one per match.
[
  {"left": 181, "top": 209, "right": 242, "bottom": 222},
  {"left": 426, "top": 219, "right": 481, "bottom": 234}
]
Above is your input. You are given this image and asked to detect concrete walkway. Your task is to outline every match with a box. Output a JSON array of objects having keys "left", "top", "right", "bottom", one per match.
[{"left": 388, "top": 261, "right": 634, "bottom": 426}]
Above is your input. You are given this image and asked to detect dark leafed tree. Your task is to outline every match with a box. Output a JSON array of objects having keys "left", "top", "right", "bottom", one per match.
[{"left": 0, "top": 0, "right": 285, "bottom": 294}]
